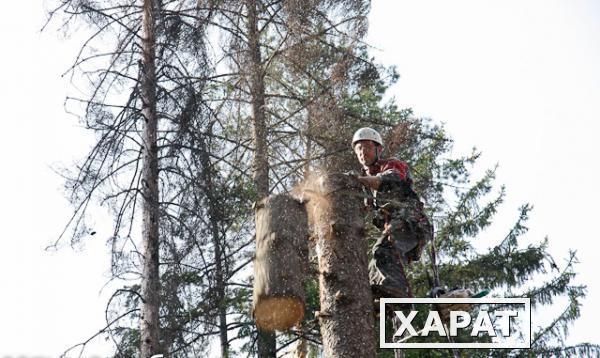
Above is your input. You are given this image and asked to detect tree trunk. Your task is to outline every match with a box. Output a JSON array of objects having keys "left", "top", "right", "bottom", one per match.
[
  {"left": 302, "top": 173, "right": 376, "bottom": 358},
  {"left": 197, "top": 131, "right": 230, "bottom": 357},
  {"left": 247, "top": 0, "right": 268, "bottom": 196},
  {"left": 140, "top": 0, "right": 161, "bottom": 356},
  {"left": 216, "top": 240, "right": 228, "bottom": 358},
  {"left": 210, "top": 201, "right": 228, "bottom": 358},
  {"left": 253, "top": 194, "right": 308, "bottom": 331},
  {"left": 207, "top": 170, "right": 229, "bottom": 357},
  {"left": 246, "top": 0, "right": 277, "bottom": 355}
]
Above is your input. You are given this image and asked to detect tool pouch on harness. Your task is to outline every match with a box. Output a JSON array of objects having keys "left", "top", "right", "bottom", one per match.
[
  {"left": 432, "top": 288, "right": 473, "bottom": 323},
  {"left": 378, "top": 197, "right": 433, "bottom": 264}
]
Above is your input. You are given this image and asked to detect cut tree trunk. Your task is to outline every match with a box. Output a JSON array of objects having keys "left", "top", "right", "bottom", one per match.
[
  {"left": 253, "top": 194, "right": 308, "bottom": 332},
  {"left": 302, "top": 173, "right": 376, "bottom": 358}
]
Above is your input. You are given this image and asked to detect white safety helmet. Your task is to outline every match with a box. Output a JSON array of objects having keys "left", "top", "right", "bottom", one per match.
[{"left": 352, "top": 127, "right": 383, "bottom": 148}]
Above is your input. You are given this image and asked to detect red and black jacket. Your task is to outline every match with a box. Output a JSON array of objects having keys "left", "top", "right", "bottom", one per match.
[{"left": 363, "top": 158, "right": 418, "bottom": 201}]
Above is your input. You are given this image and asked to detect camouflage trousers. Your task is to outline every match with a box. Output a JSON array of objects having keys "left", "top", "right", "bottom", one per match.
[{"left": 369, "top": 198, "right": 433, "bottom": 298}]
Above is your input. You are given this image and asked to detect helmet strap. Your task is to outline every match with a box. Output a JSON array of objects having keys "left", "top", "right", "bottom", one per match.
[
  {"left": 365, "top": 144, "right": 381, "bottom": 168},
  {"left": 373, "top": 144, "right": 382, "bottom": 164}
]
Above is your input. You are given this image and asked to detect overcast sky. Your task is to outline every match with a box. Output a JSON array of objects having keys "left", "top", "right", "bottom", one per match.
[{"left": 0, "top": 0, "right": 598, "bottom": 356}]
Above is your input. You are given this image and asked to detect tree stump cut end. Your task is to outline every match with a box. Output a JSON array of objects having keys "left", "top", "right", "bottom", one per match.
[{"left": 254, "top": 296, "right": 305, "bottom": 332}]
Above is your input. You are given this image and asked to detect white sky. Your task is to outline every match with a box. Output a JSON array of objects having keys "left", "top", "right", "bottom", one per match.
[{"left": 0, "top": 0, "right": 598, "bottom": 356}]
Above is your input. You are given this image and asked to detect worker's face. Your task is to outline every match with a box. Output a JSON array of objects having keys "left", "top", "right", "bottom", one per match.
[{"left": 354, "top": 140, "right": 380, "bottom": 167}]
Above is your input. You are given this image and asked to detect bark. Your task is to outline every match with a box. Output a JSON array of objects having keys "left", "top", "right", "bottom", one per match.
[
  {"left": 247, "top": 0, "right": 269, "bottom": 195},
  {"left": 208, "top": 195, "right": 229, "bottom": 358},
  {"left": 216, "top": 239, "right": 228, "bottom": 358},
  {"left": 303, "top": 174, "right": 376, "bottom": 358},
  {"left": 140, "top": 0, "right": 161, "bottom": 356},
  {"left": 252, "top": 194, "right": 308, "bottom": 331},
  {"left": 245, "top": 0, "right": 277, "bottom": 355},
  {"left": 207, "top": 176, "right": 229, "bottom": 356}
]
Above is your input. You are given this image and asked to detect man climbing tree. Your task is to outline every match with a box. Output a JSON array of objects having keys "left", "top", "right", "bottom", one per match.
[
  {"left": 351, "top": 127, "right": 433, "bottom": 357},
  {"left": 351, "top": 127, "right": 433, "bottom": 300}
]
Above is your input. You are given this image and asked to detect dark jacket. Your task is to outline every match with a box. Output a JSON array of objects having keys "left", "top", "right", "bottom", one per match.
[
  {"left": 363, "top": 158, "right": 419, "bottom": 213},
  {"left": 363, "top": 158, "right": 431, "bottom": 263}
]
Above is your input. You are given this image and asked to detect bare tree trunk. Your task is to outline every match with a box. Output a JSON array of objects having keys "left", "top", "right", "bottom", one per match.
[
  {"left": 198, "top": 135, "right": 230, "bottom": 358},
  {"left": 216, "top": 240, "right": 229, "bottom": 358},
  {"left": 210, "top": 203, "right": 228, "bottom": 358},
  {"left": 194, "top": 134, "right": 230, "bottom": 356},
  {"left": 302, "top": 174, "right": 376, "bottom": 358},
  {"left": 140, "top": 0, "right": 161, "bottom": 356},
  {"left": 246, "top": 0, "right": 276, "bottom": 356},
  {"left": 247, "top": 0, "right": 269, "bottom": 197}
]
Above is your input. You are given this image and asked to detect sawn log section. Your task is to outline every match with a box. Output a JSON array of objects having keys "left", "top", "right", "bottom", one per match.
[{"left": 253, "top": 194, "right": 308, "bottom": 332}]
